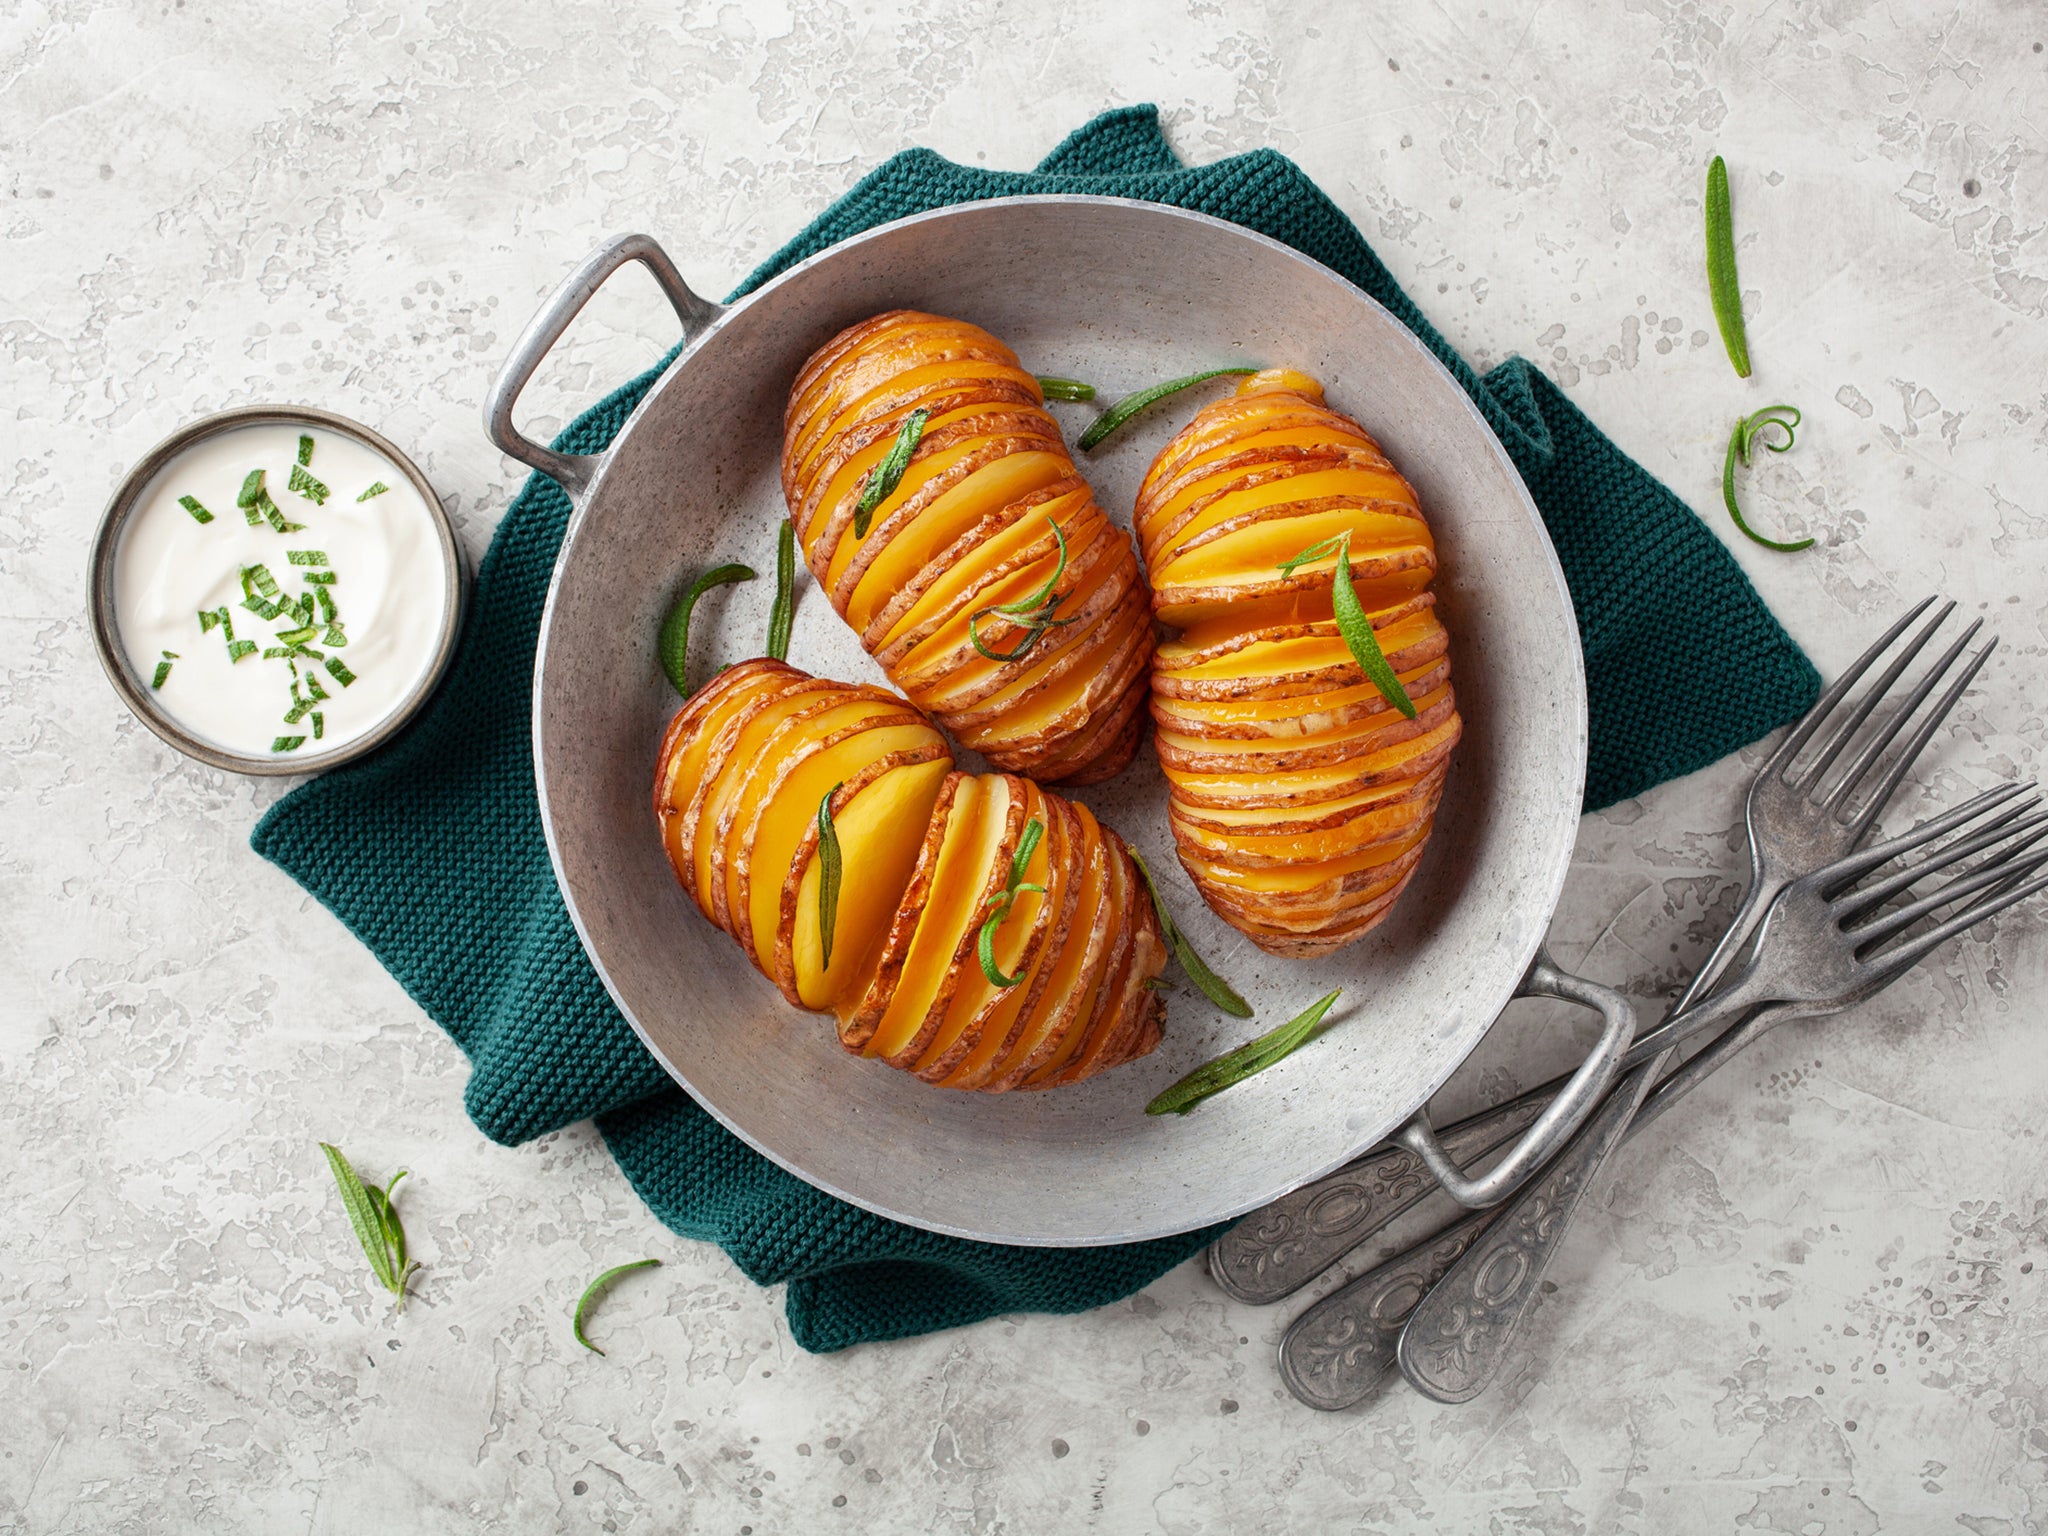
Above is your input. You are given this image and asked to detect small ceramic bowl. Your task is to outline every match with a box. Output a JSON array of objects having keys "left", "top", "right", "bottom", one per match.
[{"left": 88, "top": 403, "right": 468, "bottom": 775}]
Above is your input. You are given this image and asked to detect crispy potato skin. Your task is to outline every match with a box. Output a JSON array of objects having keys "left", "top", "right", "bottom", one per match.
[
  {"left": 1135, "top": 371, "right": 1463, "bottom": 958},
  {"left": 781, "top": 311, "right": 1153, "bottom": 786},
  {"left": 652, "top": 662, "right": 1164, "bottom": 1089}
]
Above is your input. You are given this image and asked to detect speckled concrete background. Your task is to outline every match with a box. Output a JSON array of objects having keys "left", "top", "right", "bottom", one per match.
[{"left": 5, "top": 2, "right": 2046, "bottom": 1531}]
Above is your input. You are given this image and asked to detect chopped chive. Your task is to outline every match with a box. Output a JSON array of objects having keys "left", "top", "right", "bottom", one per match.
[
  {"left": 1704, "top": 155, "right": 1752, "bottom": 379},
  {"left": 1145, "top": 990, "right": 1345, "bottom": 1116},
  {"left": 1078, "top": 367, "right": 1259, "bottom": 451},
  {"left": 150, "top": 650, "right": 177, "bottom": 690},
  {"left": 287, "top": 550, "right": 330, "bottom": 567},
  {"left": 237, "top": 469, "right": 265, "bottom": 509},
  {"left": 297, "top": 433, "right": 315, "bottom": 466},
  {"left": 311, "top": 712, "right": 325, "bottom": 740},
  {"left": 657, "top": 562, "right": 757, "bottom": 697},
  {"left": 272, "top": 735, "right": 306, "bottom": 752},
  {"left": 356, "top": 481, "right": 390, "bottom": 502},
  {"left": 1036, "top": 376, "right": 1096, "bottom": 402},
  {"left": 573, "top": 1258, "right": 661, "bottom": 1357},
  {"left": 766, "top": 520, "right": 796, "bottom": 662},
  {"left": 325, "top": 655, "right": 356, "bottom": 687},
  {"left": 227, "top": 639, "right": 257, "bottom": 662},
  {"left": 816, "top": 782, "right": 844, "bottom": 970},
  {"left": 178, "top": 494, "right": 214, "bottom": 525},
  {"left": 1129, "top": 851, "right": 1252, "bottom": 1017},
  {"left": 302, "top": 570, "right": 337, "bottom": 585},
  {"left": 976, "top": 817, "right": 1048, "bottom": 989},
  {"left": 853, "top": 407, "right": 928, "bottom": 539},
  {"left": 1722, "top": 405, "right": 1814, "bottom": 551},
  {"left": 1275, "top": 532, "right": 1418, "bottom": 720},
  {"left": 288, "top": 464, "right": 331, "bottom": 505}
]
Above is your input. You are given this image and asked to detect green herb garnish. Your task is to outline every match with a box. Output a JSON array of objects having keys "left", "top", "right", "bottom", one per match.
[
  {"left": 853, "top": 408, "right": 928, "bottom": 538},
  {"left": 288, "top": 464, "right": 331, "bottom": 505},
  {"left": 574, "top": 1258, "right": 661, "bottom": 1356},
  {"left": 1129, "top": 851, "right": 1252, "bottom": 1018},
  {"left": 198, "top": 606, "right": 226, "bottom": 634},
  {"left": 302, "top": 569, "right": 337, "bottom": 585},
  {"left": 317, "top": 1142, "right": 419, "bottom": 1310},
  {"left": 1078, "top": 367, "right": 1259, "bottom": 451},
  {"left": 150, "top": 650, "right": 177, "bottom": 689},
  {"left": 1275, "top": 532, "right": 1418, "bottom": 719},
  {"left": 228, "top": 640, "right": 257, "bottom": 662},
  {"left": 178, "top": 494, "right": 214, "bottom": 525},
  {"left": 297, "top": 434, "right": 315, "bottom": 466},
  {"left": 816, "top": 781, "right": 844, "bottom": 970},
  {"left": 1705, "top": 155, "right": 1751, "bottom": 379},
  {"left": 312, "top": 712, "right": 325, "bottom": 739},
  {"left": 272, "top": 735, "right": 306, "bottom": 751},
  {"left": 256, "top": 487, "right": 299, "bottom": 533},
  {"left": 325, "top": 655, "right": 356, "bottom": 687},
  {"left": 1721, "top": 404, "right": 1813, "bottom": 551},
  {"left": 657, "top": 562, "right": 756, "bottom": 697},
  {"left": 1036, "top": 376, "right": 1096, "bottom": 402},
  {"left": 288, "top": 550, "right": 329, "bottom": 567},
  {"left": 968, "top": 516, "right": 1079, "bottom": 663},
  {"left": 767, "top": 520, "right": 796, "bottom": 662},
  {"left": 315, "top": 585, "right": 338, "bottom": 624},
  {"left": 237, "top": 469, "right": 266, "bottom": 523},
  {"left": 1145, "top": 989, "right": 1344, "bottom": 1116},
  {"left": 356, "top": 481, "right": 390, "bottom": 502},
  {"left": 976, "top": 816, "right": 1047, "bottom": 989}
]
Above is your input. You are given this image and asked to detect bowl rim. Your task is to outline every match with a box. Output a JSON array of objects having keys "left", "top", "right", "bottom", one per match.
[{"left": 88, "top": 402, "right": 468, "bottom": 777}]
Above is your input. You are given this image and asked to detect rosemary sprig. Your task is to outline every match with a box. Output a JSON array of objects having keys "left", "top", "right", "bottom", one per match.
[
  {"left": 1077, "top": 367, "right": 1258, "bottom": 451},
  {"left": 573, "top": 1259, "right": 661, "bottom": 1356},
  {"left": 766, "top": 520, "right": 796, "bottom": 662},
  {"left": 854, "top": 408, "right": 928, "bottom": 538},
  {"left": 816, "top": 781, "right": 844, "bottom": 970},
  {"left": 657, "top": 562, "right": 757, "bottom": 697},
  {"left": 1129, "top": 851, "right": 1251, "bottom": 1017},
  {"left": 1705, "top": 155, "right": 1752, "bottom": 379},
  {"left": 1275, "top": 532, "right": 1417, "bottom": 719},
  {"left": 976, "top": 816, "right": 1047, "bottom": 988},
  {"left": 968, "top": 516, "right": 1079, "bottom": 663},
  {"left": 1721, "top": 404, "right": 1813, "bottom": 551},
  {"left": 317, "top": 1142, "right": 419, "bottom": 1309},
  {"left": 1144, "top": 989, "right": 1344, "bottom": 1116},
  {"left": 1036, "top": 376, "right": 1096, "bottom": 402}
]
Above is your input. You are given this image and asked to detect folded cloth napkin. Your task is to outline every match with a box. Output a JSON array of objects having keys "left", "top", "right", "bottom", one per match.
[{"left": 253, "top": 106, "right": 1819, "bottom": 1352}]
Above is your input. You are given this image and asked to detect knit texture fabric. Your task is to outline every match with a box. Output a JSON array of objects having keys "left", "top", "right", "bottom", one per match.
[{"left": 252, "top": 107, "right": 1819, "bottom": 1354}]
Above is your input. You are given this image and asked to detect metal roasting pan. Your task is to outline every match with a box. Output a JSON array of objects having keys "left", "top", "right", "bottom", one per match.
[{"left": 488, "top": 199, "right": 1633, "bottom": 1247}]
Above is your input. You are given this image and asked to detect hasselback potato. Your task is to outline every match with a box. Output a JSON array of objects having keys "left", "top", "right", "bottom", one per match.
[
  {"left": 655, "top": 659, "right": 1165, "bottom": 1091},
  {"left": 1134, "top": 370, "right": 1463, "bottom": 958},
  {"left": 781, "top": 311, "right": 1153, "bottom": 785}
]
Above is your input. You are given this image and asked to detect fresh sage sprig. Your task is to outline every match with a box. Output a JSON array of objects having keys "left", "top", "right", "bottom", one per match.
[
  {"left": 1077, "top": 367, "right": 1258, "bottom": 451},
  {"left": 658, "top": 563, "right": 757, "bottom": 697},
  {"left": 969, "top": 516, "right": 1079, "bottom": 663},
  {"left": 976, "top": 816, "right": 1047, "bottom": 989},
  {"left": 1144, "top": 989, "right": 1344, "bottom": 1115},
  {"left": 1705, "top": 155, "right": 1752, "bottom": 379},
  {"left": 1129, "top": 851, "right": 1251, "bottom": 1018},
  {"left": 1036, "top": 376, "right": 1096, "bottom": 402},
  {"left": 573, "top": 1258, "right": 661, "bottom": 1356},
  {"left": 816, "top": 781, "right": 844, "bottom": 969},
  {"left": 767, "top": 520, "right": 796, "bottom": 661},
  {"left": 1721, "top": 404, "right": 1813, "bottom": 551},
  {"left": 1276, "top": 532, "right": 1418, "bottom": 719},
  {"left": 854, "top": 408, "right": 929, "bottom": 538},
  {"left": 318, "top": 1142, "right": 419, "bottom": 1311}
]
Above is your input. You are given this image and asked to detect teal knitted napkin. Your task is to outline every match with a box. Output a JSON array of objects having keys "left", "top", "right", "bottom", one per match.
[{"left": 253, "top": 107, "right": 1818, "bottom": 1353}]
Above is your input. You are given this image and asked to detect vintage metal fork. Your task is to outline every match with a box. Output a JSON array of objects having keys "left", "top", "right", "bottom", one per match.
[
  {"left": 1273, "top": 784, "right": 2047, "bottom": 1409},
  {"left": 1213, "top": 599, "right": 1993, "bottom": 1306}
]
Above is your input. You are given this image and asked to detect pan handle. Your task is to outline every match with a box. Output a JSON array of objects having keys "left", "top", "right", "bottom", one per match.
[
  {"left": 484, "top": 232, "right": 724, "bottom": 503},
  {"left": 1392, "top": 947, "right": 1635, "bottom": 1208}
]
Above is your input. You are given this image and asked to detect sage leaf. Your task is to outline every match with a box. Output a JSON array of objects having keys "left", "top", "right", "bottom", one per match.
[{"left": 854, "top": 407, "right": 928, "bottom": 538}]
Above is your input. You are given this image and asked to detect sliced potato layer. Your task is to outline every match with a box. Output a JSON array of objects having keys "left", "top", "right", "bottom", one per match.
[
  {"left": 653, "top": 660, "right": 1164, "bottom": 1091},
  {"left": 1135, "top": 371, "right": 1465, "bottom": 958},
  {"left": 781, "top": 310, "right": 1153, "bottom": 785}
]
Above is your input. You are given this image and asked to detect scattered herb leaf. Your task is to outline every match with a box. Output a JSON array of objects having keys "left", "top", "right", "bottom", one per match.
[
  {"left": 816, "top": 781, "right": 844, "bottom": 970},
  {"left": 317, "top": 1142, "right": 418, "bottom": 1308},
  {"left": 1275, "top": 532, "right": 1417, "bottom": 719},
  {"left": 657, "top": 563, "right": 757, "bottom": 697},
  {"left": 1036, "top": 376, "right": 1096, "bottom": 402},
  {"left": 1704, "top": 155, "right": 1752, "bottom": 379},
  {"left": 1077, "top": 367, "right": 1258, "bottom": 451},
  {"left": 312, "top": 711, "right": 325, "bottom": 739},
  {"left": 1721, "top": 404, "right": 1813, "bottom": 551},
  {"left": 969, "top": 516, "right": 1079, "bottom": 663},
  {"left": 288, "top": 550, "right": 330, "bottom": 567},
  {"left": 573, "top": 1258, "right": 661, "bottom": 1356},
  {"left": 297, "top": 434, "right": 315, "bottom": 466},
  {"left": 325, "top": 655, "right": 356, "bottom": 687},
  {"left": 767, "top": 520, "right": 796, "bottom": 662},
  {"left": 976, "top": 816, "right": 1048, "bottom": 989},
  {"left": 1129, "top": 851, "right": 1252, "bottom": 1017},
  {"left": 1144, "top": 989, "right": 1344, "bottom": 1115},
  {"left": 150, "top": 650, "right": 177, "bottom": 689},
  {"left": 854, "top": 408, "right": 929, "bottom": 539},
  {"left": 288, "top": 464, "right": 331, "bottom": 505},
  {"left": 178, "top": 494, "right": 214, "bottom": 525},
  {"left": 272, "top": 735, "right": 306, "bottom": 751},
  {"left": 356, "top": 481, "right": 390, "bottom": 502}
]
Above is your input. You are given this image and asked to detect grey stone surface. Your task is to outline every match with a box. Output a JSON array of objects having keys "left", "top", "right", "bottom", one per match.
[{"left": 3, "top": 2, "right": 2044, "bottom": 1531}]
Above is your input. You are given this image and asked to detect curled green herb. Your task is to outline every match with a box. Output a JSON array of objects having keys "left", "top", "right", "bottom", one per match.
[
  {"left": 816, "top": 781, "right": 845, "bottom": 969},
  {"left": 297, "top": 434, "right": 315, "bottom": 466},
  {"left": 657, "top": 563, "right": 757, "bottom": 697},
  {"left": 968, "top": 516, "right": 1079, "bottom": 663},
  {"left": 767, "top": 520, "right": 796, "bottom": 662},
  {"left": 1275, "top": 532, "right": 1417, "bottom": 719},
  {"left": 1078, "top": 367, "right": 1259, "bottom": 451},
  {"left": 178, "top": 494, "right": 214, "bottom": 525},
  {"left": 976, "top": 816, "right": 1047, "bottom": 989},
  {"left": 150, "top": 650, "right": 177, "bottom": 690},
  {"left": 318, "top": 1142, "right": 418, "bottom": 1310},
  {"left": 1036, "top": 376, "right": 1096, "bottom": 402},
  {"left": 1721, "top": 404, "right": 1813, "bottom": 552},
  {"left": 1145, "top": 989, "right": 1344, "bottom": 1116},
  {"left": 854, "top": 408, "right": 928, "bottom": 539},
  {"left": 1705, "top": 155, "right": 1752, "bottom": 379},
  {"left": 288, "top": 464, "right": 331, "bottom": 505},
  {"left": 1129, "top": 851, "right": 1251, "bottom": 1017},
  {"left": 574, "top": 1258, "right": 661, "bottom": 1356},
  {"left": 357, "top": 480, "right": 390, "bottom": 502}
]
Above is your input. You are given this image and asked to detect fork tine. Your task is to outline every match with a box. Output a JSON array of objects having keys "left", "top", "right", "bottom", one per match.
[
  {"left": 1821, "top": 623, "right": 1988, "bottom": 817},
  {"left": 1864, "top": 867, "right": 2048, "bottom": 980},
  {"left": 1802, "top": 601, "right": 1959, "bottom": 794},
  {"left": 1815, "top": 780, "right": 2034, "bottom": 892},
  {"left": 1837, "top": 799, "right": 2047, "bottom": 915},
  {"left": 1850, "top": 846, "right": 2048, "bottom": 950},
  {"left": 1841, "top": 638, "right": 1998, "bottom": 838},
  {"left": 1762, "top": 596, "right": 1939, "bottom": 782}
]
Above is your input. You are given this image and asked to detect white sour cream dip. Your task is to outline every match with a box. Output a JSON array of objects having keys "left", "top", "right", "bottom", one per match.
[{"left": 115, "top": 423, "right": 449, "bottom": 759}]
